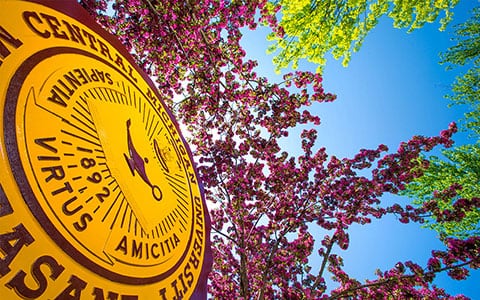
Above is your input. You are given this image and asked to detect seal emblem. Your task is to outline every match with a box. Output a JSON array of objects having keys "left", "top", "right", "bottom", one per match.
[{"left": 0, "top": 1, "right": 210, "bottom": 299}]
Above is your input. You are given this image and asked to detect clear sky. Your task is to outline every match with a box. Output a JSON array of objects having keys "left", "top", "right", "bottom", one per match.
[{"left": 241, "top": 1, "right": 479, "bottom": 298}]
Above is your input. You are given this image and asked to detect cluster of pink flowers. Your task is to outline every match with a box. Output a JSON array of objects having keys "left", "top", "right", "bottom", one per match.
[{"left": 82, "top": 1, "right": 479, "bottom": 298}]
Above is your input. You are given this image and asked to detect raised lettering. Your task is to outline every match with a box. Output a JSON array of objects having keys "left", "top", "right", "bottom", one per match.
[
  {"left": 132, "top": 239, "right": 142, "bottom": 258},
  {"left": 64, "top": 71, "right": 82, "bottom": 89},
  {"left": 127, "top": 65, "right": 137, "bottom": 82},
  {"left": 114, "top": 54, "right": 127, "bottom": 72},
  {"left": 48, "top": 88, "right": 67, "bottom": 107},
  {"left": 189, "top": 171, "right": 196, "bottom": 184},
  {"left": 54, "top": 275, "right": 86, "bottom": 300},
  {"left": 73, "top": 213, "right": 93, "bottom": 232},
  {"left": 81, "top": 29, "right": 98, "bottom": 51},
  {"left": 62, "top": 196, "right": 82, "bottom": 216},
  {"left": 23, "top": 11, "right": 50, "bottom": 38},
  {"left": 151, "top": 243, "right": 160, "bottom": 259},
  {"left": 158, "top": 288, "right": 167, "bottom": 300},
  {"left": 58, "top": 78, "right": 75, "bottom": 97},
  {"left": 115, "top": 236, "right": 128, "bottom": 255},
  {"left": 93, "top": 288, "right": 119, "bottom": 300},
  {"left": 61, "top": 21, "right": 85, "bottom": 45},
  {"left": 173, "top": 233, "right": 181, "bottom": 247},
  {"left": 178, "top": 273, "right": 188, "bottom": 297},
  {"left": 0, "top": 183, "right": 13, "bottom": 217},
  {"left": 52, "top": 181, "right": 74, "bottom": 196},
  {"left": 92, "top": 288, "right": 139, "bottom": 300},
  {"left": 40, "top": 13, "right": 68, "bottom": 40},
  {"left": 164, "top": 238, "right": 171, "bottom": 252},
  {"left": 0, "top": 25, "right": 23, "bottom": 65},
  {"left": 0, "top": 224, "right": 34, "bottom": 276},
  {"left": 195, "top": 201, "right": 203, "bottom": 227},
  {"left": 189, "top": 249, "right": 199, "bottom": 269},
  {"left": 106, "top": 72, "right": 113, "bottom": 85},
  {"left": 193, "top": 236, "right": 202, "bottom": 257},
  {"left": 98, "top": 39, "right": 113, "bottom": 60},
  {"left": 41, "top": 165, "right": 65, "bottom": 182},
  {"left": 6, "top": 255, "right": 64, "bottom": 298},
  {"left": 184, "top": 263, "right": 194, "bottom": 287},
  {"left": 171, "top": 278, "right": 184, "bottom": 300},
  {"left": 35, "top": 137, "right": 58, "bottom": 153},
  {"left": 114, "top": 235, "right": 183, "bottom": 259},
  {"left": 81, "top": 68, "right": 92, "bottom": 82},
  {"left": 53, "top": 84, "right": 70, "bottom": 101},
  {"left": 73, "top": 68, "right": 89, "bottom": 83}
]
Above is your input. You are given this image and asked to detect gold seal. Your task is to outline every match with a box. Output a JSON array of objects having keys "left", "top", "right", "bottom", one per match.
[{"left": 0, "top": 1, "right": 210, "bottom": 299}]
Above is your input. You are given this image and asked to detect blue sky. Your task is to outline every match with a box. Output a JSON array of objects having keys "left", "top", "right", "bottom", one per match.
[{"left": 242, "top": 1, "right": 479, "bottom": 298}]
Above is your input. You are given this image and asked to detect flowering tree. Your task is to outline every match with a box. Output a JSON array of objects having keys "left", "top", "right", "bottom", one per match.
[{"left": 81, "top": 0, "right": 480, "bottom": 298}]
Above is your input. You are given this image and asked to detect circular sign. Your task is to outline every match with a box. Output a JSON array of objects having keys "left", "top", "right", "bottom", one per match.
[{"left": 0, "top": 1, "right": 211, "bottom": 299}]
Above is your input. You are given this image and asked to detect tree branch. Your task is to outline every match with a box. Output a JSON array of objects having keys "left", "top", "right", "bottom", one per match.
[{"left": 327, "top": 260, "right": 476, "bottom": 300}]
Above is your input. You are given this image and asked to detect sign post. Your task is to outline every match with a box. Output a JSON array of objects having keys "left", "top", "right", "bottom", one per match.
[{"left": 0, "top": 1, "right": 212, "bottom": 298}]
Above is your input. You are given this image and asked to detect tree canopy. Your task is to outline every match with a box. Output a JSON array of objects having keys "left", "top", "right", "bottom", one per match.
[
  {"left": 260, "top": 0, "right": 460, "bottom": 72},
  {"left": 82, "top": 0, "right": 480, "bottom": 298},
  {"left": 442, "top": 6, "right": 480, "bottom": 136},
  {"left": 404, "top": 6, "right": 480, "bottom": 240},
  {"left": 403, "top": 144, "right": 480, "bottom": 239}
]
